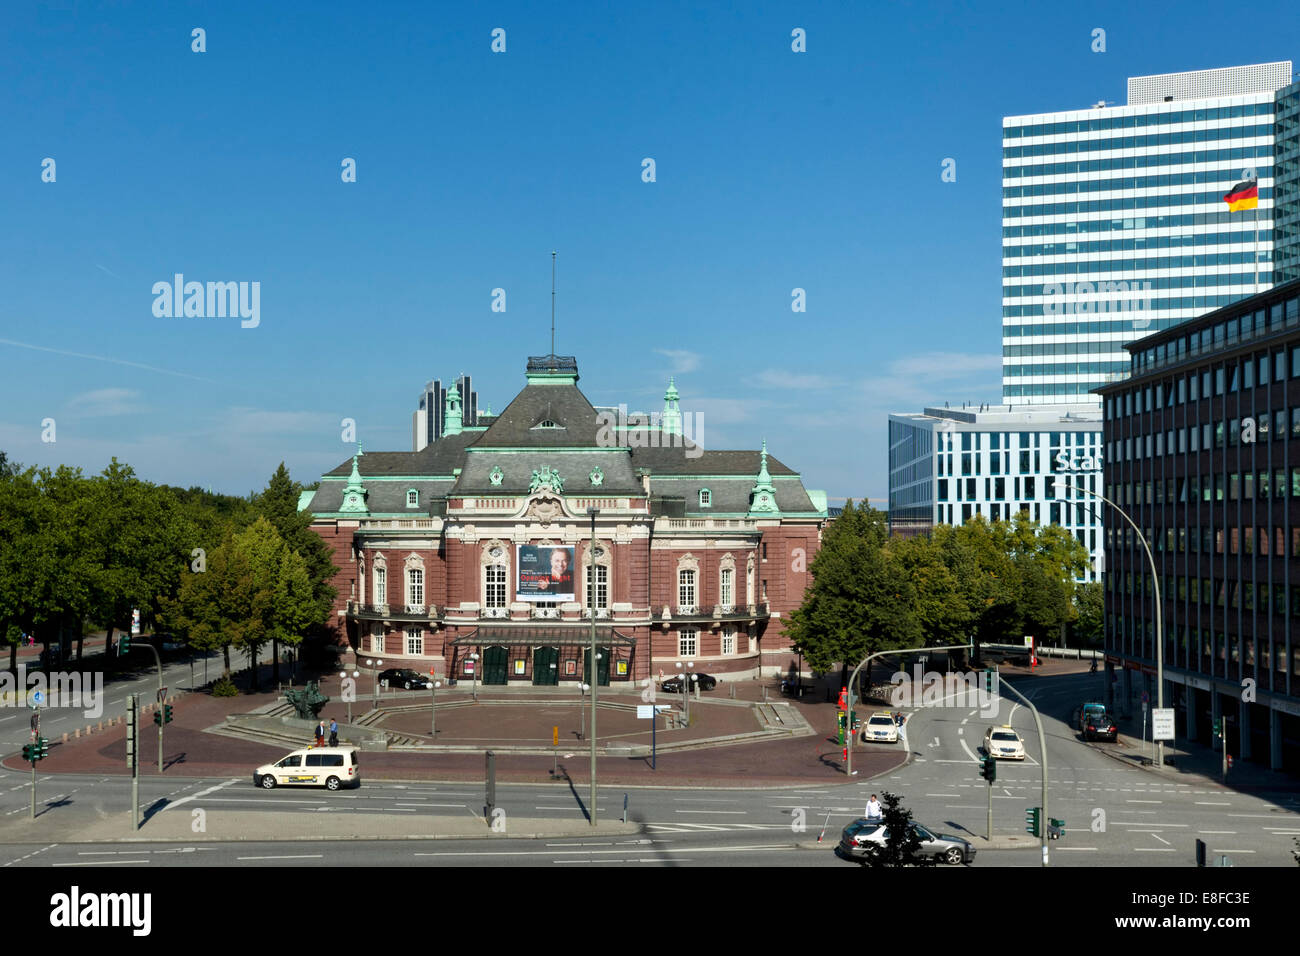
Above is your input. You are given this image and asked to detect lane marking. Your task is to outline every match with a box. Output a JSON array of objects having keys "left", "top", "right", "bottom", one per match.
[
  {"left": 53, "top": 860, "right": 150, "bottom": 867},
  {"left": 236, "top": 854, "right": 324, "bottom": 861}
]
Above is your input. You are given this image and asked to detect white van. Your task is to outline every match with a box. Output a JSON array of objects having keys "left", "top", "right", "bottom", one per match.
[{"left": 254, "top": 747, "right": 360, "bottom": 790}]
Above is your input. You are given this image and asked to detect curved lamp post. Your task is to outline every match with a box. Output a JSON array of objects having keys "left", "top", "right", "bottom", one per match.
[{"left": 1055, "top": 476, "right": 1164, "bottom": 769}]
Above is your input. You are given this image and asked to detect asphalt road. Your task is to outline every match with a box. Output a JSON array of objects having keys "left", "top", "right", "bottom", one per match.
[{"left": 0, "top": 668, "right": 1296, "bottom": 867}]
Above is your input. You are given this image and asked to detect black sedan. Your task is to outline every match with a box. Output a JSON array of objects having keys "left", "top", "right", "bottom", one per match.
[
  {"left": 660, "top": 673, "right": 718, "bottom": 693},
  {"left": 1082, "top": 712, "right": 1118, "bottom": 741},
  {"left": 377, "top": 668, "right": 431, "bottom": 690}
]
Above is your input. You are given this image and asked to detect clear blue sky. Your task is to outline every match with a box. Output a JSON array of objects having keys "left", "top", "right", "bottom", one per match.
[{"left": 2, "top": 1, "right": 1297, "bottom": 502}]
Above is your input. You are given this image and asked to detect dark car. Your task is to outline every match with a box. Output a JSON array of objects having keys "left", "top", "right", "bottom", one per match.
[
  {"left": 1078, "top": 702, "right": 1107, "bottom": 732},
  {"left": 836, "top": 818, "right": 975, "bottom": 866},
  {"left": 1082, "top": 711, "right": 1118, "bottom": 741},
  {"left": 377, "top": 668, "right": 431, "bottom": 690},
  {"left": 661, "top": 673, "right": 718, "bottom": 693}
]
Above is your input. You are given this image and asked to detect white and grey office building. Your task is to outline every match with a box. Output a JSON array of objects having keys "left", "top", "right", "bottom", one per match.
[
  {"left": 1003, "top": 61, "right": 1299, "bottom": 405},
  {"left": 888, "top": 404, "right": 1105, "bottom": 579}
]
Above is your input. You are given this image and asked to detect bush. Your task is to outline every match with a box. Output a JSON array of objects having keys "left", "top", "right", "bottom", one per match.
[{"left": 212, "top": 673, "right": 239, "bottom": 698}]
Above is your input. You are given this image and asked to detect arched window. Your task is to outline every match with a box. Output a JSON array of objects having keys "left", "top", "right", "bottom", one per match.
[
  {"left": 372, "top": 557, "right": 387, "bottom": 607},
  {"left": 720, "top": 567, "right": 734, "bottom": 609},
  {"left": 406, "top": 489, "right": 419, "bottom": 508},
  {"left": 699, "top": 488, "right": 712, "bottom": 508},
  {"left": 407, "top": 568, "right": 424, "bottom": 608},
  {"left": 481, "top": 540, "right": 510, "bottom": 612},
  {"left": 582, "top": 540, "right": 612, "bottom": 614}
]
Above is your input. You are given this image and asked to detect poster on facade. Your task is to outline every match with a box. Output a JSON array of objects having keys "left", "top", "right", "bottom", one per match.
[{"left": 516, "top": 545, "right": 575, "bottom": 602}]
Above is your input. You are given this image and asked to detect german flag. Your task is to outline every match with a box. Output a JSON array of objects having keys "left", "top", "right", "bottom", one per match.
[{"left": 1224, "top": 179, "right": 1258, "bottom": 212}]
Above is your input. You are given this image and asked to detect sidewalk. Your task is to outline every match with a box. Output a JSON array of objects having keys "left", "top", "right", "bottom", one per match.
[
  {"left": 1096, "top": 709, "right": 1300, "bottom": 793},
  {"left": 1, "top": 672, "right": 907, "bottom": 790}
]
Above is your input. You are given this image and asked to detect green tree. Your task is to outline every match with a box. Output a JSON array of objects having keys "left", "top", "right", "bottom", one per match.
[
  {"left": 234, "top": 518, "right": 320, "bottom": 691},
  {"left": 856, "top": 791, "right": 937, "bottom": 868},
  {"left": 1073, "top": 581, "right": 1104, "bottom": 646},
  {"left": 164, "top": 526, "right": 252, "bottom": 680},
  {"left": 786, "top": 502, "right": 922, "bottom": 689}
]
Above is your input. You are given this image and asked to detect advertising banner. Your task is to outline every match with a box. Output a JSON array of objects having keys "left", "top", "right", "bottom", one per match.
[{"left": 516, "top": 545, "right": 575, "bottom": 602}]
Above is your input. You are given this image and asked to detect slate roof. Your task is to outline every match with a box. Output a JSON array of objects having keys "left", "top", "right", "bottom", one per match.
[
  {"left": 647, "top": 476, "right": 817, "bottom": 515},
  {"left": 452, "top": 448, "right": 643, "bottom": 496},
  {"left": 473, "top": 384, "right": 603, "bottom": 448},
  {"left": 630, "top": 447, "right": 797, "bottom": 476}
]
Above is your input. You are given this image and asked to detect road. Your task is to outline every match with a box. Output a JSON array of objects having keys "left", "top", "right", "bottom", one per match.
[{"left": 0, "top": 668, "right": 1296, "bottom": 866}]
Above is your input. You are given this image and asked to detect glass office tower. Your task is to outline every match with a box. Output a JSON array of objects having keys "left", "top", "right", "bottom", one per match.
[{"left": 1003, "top": 62, "right": 1295, "bottom": 405}]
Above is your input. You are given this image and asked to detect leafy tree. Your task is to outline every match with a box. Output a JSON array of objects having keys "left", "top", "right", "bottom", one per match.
[
  {"left": 786, "top": 502, "right": 922, "bottom": 689},
  {"left": 856, "top": 791, "right": 937, "bottom": 868},
  {"left": 164, "top": 526, "right": 251, "bottom": 679},
  {"left": 1073, "top": 581, "right": 1105, "bottom": 646},
  {"left": 234, "top": 518, "right": 319, "bottom": 691}
]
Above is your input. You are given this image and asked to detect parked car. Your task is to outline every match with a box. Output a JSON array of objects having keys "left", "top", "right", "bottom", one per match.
[
  {"left": 1078, "top": 702, "right": 1107, "bottom": 732},
  {"left": 837, "top": 819, "right": 975, "bottom": 865},
  {"left": 378, "top": 668, "right": 431, "bottom": 690},
  {"left": 1082, "top": 711, "right": 1118, "bottom": 741},
  {"left": 661, "top": 673, "right": 718, "bottom": 693},
  {"left": 254, "top": 747, "right": 360, "bottom": 790}
]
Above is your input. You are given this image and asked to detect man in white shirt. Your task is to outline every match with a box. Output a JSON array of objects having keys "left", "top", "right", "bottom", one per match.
[{"left": 865, "top": 794, "right": 883, "bottom": 821}]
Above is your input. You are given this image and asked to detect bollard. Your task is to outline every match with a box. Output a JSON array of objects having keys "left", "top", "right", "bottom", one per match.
[
  {"left": 98, "top": 721, "right": 103, "bottom": 732},
  {"left": 61, "top": 733, "right": 68, "bottom": 743},
  {"left": 74, "top": 728, "right": 80, "bottom": 738}
]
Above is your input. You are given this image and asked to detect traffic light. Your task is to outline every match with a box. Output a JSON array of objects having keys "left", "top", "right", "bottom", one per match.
[
  {"left": 1025, "top": 806, "right": 1041, "bottom": 837},
  {"left": 984, "top": 668, "right": 997, "bottom": 694},
  {"left": 980, "top": 755, "right": 997, "bottom": 783},
  {"left": 37, "top": 737, "right": 48, "bottom": 759},
  {"left": 1048, "top": 817, "right": 1065, "bottom": 839},
  {"left": 118, "top": 634, "right": 131, "bottom": 655},
  {"left": 164, "top": 705, "right": 173, "bottom": 724},
  {"left": 21, "top": 743, "right": 35, "bottom": 762},
  {"left": 154, "top": 710, "right": 163, "bottom": 725},
  {"left": 1213, "top": 717, "right": 1223, "bottom": 737}
]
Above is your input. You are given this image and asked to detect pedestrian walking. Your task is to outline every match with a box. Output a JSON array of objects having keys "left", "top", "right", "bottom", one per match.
[
  {"left": 329, "top": 718, "right": 338, "bottom": 747},
  {"left": 865, "top": 794, "right": 883, "bottom": 822},
  {"left": 314, "top": 720, "right": 325, "bottom": 747}
]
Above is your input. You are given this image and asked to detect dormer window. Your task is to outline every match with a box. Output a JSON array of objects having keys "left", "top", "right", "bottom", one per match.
[
  {"left": 537, "top": 420, "right": 559, "bottom": 428},
  {"left": 406, "top": 489, "right": 419, "bottom": 508},
  {"left": 699, "top": 488, "right": 712, "bottom": 508}
]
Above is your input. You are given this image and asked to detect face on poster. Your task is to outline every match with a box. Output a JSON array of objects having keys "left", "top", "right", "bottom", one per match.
[{"left": 517, "top": 545, "right": 575, "bottom": 602}]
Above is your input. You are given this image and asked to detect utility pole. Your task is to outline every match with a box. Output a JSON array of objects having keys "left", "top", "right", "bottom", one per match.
[
  {"left": 587, "top": 506, "right": 599, "bottom": 827},
  {"left": 126, "top": 694, "right": 139, "bottom": 830},
  {"left": 997, "top": 675, "right": 1051, "bottom": 866}
]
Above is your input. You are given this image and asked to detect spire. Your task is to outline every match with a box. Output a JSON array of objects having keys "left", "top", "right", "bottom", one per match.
[
  {"left": 444, "top": 382, "right": 463, "bottom": 437},
  {"left": 338, "top": 450, "right": 370, "bottom": 514},
  {"left": 662, "top": 376, "right": 682, "bottom": 436},
  {"left": 748, "top": 438, "right": 779, "bottom": 515}
]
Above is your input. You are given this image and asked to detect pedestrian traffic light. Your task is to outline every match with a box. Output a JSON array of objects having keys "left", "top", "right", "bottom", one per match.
[
  {"left": 980, "top": 755, "right": 997, "bottom": 783},
  {"left": 164, "top": 705, "right": 173, "bottom": 724},
  {"left": 118, "top": 635, "right": 131, "bottom": 655},
  {"left": 1025, "top": 806, "right": 1041, "bottom": 837},
  {"left": 1048, "top": 817, "right": 1065, "bottom": 839},
  {"left": 1213, "top": 717, "right": 1222, "bottom": 737}
]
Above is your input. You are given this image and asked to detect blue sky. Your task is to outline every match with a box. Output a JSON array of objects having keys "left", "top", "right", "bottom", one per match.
[{"left": 2, "top": 1, "right": 1297, "bottom": 502}]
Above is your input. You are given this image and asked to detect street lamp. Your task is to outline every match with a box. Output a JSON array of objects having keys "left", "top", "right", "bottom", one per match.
[
  {"left": 1057, "top": 477, "right": 1165, "bottom": 769},
  {"left": 587, "top": 505, "right": 599, "bottom": 827},
  {"left": 675, "top": 661, "right": 695, "bottom": 724},
  {"left": 339, "top": 670, "right": 360, "bottom": 723},
  {"left": 365, "top": 659, "right": 383, "bottom": 711},
  {"left": 429, "top": 677, "right": 441, "bottom": 736}
]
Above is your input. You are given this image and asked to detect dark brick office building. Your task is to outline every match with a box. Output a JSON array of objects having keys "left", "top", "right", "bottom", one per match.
[{"left": 1098, "top": 280, "right": 1300, "bottom": 772}]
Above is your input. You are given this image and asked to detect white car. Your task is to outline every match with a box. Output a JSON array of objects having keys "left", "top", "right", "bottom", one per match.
[
  {"left": 984, "top": 725, "right": 1025, "bottom": 760},
  {"left": 254, "top": 747, "right": 361, "bottom": 790},
  {"left": 862, "top": 712, "right": 900, "bottom": 743}
]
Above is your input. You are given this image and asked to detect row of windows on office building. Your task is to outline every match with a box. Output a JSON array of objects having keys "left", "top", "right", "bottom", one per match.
[
  {"left": 1005, "top": 181, "right": 1272, "bottom": 218},
  {"left": 1005, "top": 293, "right": 1257, "bottom": 318},
  {"left": 1005, "top": 361, "right": 1131, "bottom": 378},
  {"left": 1104, "top": 614, "right": 1299, "bottom": 686},
  {"left": 1004, "top": 211, "right": 1274, "bottom": 239},
  {"left": 1108, "top": 520, "right": 1300, "bottom": 560},
  {"left": 1004, "top": 102, "right": 1274, "bottom": 140},
  {"left": 1005, "top": 383, "right": 1109, "bottom": 398},
  {"left": 1005, "top": 272, "right": 1269, "bottom": 301},
  {"left": 1005, "top": 144, "right": 1273, "bottom": 182},
  {"left": 1003, "top": 170, "right": 1272, "bottom": 200},
  {"left": 934, "top": 502, "right": 1097, "bottom": 542},
  {"left": 1124, "top": 297, "right": 1300, "bottom": 376},
  {"left": 1107, "top": 467, "right": 1300, "bottom": 509},
  {"left": 1004, "top": 318, "right": 1182, "bottom": 337},
  {"left": 1006, "top": 231, "right": 1267, "bottom": 261},
  {"left": 1006, "top": 343, "right": 1147, "bottom": 358},
  {"left": 1111, "top": 345, "right": 1300, "bottom": 421},
  {"left": 1005, "top": 250, "right": 1268, "bottom": 278},
  {"left": 939, "top": 474, "right": 1102, "bottom": 504},
  {"left": 1003, "top": 120, "right": 1273, "bottom": 159}
]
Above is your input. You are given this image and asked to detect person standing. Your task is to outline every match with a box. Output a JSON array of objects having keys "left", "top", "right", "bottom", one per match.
[
  {"left": 865, "top": 794, "right": 883, "bottom": 822},
  {"left": 328, "top": 718, "right": 339, "bottom": 747},
  {"left": 314, "top": 720, "right": 325, "bottom": 747}
]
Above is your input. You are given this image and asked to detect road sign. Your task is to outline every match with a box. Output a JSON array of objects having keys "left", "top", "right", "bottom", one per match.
[
  {"left": 31, "top": 690, "right": 44, "bottom": 706},
  {"left": 1153, "top": 707, "right": 1174, "bottom": 740},
  {"left": 157, "top": 687, "right": 168, "bottom": 704},
  {"left": 637, "top": 705, "right": 655, "bottom": 719}
]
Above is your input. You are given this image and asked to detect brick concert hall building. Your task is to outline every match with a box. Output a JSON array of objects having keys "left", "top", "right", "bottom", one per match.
[{"left": 301, "top": 355, "right": 829, "bottom": 686}]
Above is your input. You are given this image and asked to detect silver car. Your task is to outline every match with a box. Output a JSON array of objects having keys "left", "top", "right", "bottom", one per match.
[{"left": 837, "top": 818, "right": 976, "bottom": 866}]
